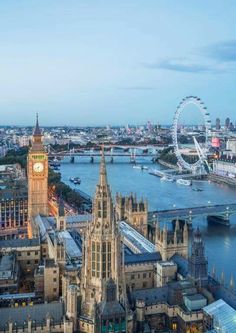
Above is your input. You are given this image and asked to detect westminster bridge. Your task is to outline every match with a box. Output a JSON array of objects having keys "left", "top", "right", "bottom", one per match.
[{"left": 147, "top": 203, "right": 236, "bottom": 240}]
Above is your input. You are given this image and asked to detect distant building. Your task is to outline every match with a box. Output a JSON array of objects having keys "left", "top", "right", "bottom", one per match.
[
  {"left": 226, "top": 137, "right": 236, "bottom": 154},
  {"left": 18, "top": 135, "right": 30, "bottom": 147},
  {"left": 215, "top": 117, "right": 221, "bottom": 130},
  {"left": 225, "top": 117, "right": 230, "bottom": 129},
  {"left": 213, "top": 158, "right": 236, "bottom": 179}
]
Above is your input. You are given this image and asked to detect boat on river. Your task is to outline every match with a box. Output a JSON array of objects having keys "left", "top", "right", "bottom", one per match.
[
  {"left": 133, "top": 165, "right": 142, "bottom": 169},
  {"left": 176, "top": 179, "right": 192, "bottom": 186},
  {"left": 69, "top": 177, "right": 81, "bottom": 185},
  {"left": 161, "top": 176, "right": 174, "bottom": 182},
  {"left": 149, "top": 169, "right": 165, "bottom": 177},
  {"left": 73, "top": 177, "right": 81, "bottom": 185}
]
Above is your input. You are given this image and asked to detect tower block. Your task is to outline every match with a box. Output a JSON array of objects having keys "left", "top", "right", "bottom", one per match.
[{"left": 28, "top": 115, "right": 48, "bottom": 237}]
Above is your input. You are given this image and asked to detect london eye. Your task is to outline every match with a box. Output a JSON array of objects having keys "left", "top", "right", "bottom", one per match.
[{"left": 172, "top": 96, "right": 211, "bottom": 172}]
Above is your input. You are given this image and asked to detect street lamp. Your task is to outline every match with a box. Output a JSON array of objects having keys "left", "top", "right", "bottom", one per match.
[{"left": 189, "top": 210, "right": 192, "bottom": 224}]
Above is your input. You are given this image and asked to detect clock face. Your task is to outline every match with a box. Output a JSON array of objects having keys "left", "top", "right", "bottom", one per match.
[{"left": 33, "top": 162, "right": 44, "bottom": 173}]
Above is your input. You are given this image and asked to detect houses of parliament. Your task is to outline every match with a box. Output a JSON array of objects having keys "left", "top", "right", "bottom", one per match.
[{"left": 0, "top": 118, "right": 235, "bottom": 333}]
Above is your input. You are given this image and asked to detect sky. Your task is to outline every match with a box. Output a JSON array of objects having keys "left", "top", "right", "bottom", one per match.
[{"left": 0, "top": 0, "right": 236, "bottom": 126}]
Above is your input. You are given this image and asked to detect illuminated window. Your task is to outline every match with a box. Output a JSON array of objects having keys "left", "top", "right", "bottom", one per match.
[{"left": 172, "top": 323, "right": 177, "bottom": 330}]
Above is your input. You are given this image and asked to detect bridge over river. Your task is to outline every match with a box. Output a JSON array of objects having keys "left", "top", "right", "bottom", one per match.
[
  {"left": 149, "top": 203, "right": 236, "bottom": 225},
  {"left": 47, "top": 144, "right": 168, "bottom": 163}
]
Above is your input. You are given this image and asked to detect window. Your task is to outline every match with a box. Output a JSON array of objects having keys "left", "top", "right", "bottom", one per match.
[
  {"left": 143, "top": 273, "right": 146, "bottom": 278},
  {"left": 143, "top": 282, "right": 147, "bottom": 288},
  {"left": 53, "top": 278, "right": 57, "bottom": 282},
  {"left": 131, "top": 274, "right": 135, "bottom": 280},
  {"left": 92, "top": 242, "right": 96, "bottom": 277},
  {"left": 172, "top": 323, "right": 177, "bottom": 330},
  {"left": 103, "top": 201, "right": 107, "bottom": 218},
  {"left": 98, "top": 201, "right": 102, "bottom": 218},
  {"left": 35, "top": 251, "right": 38, "bottom": 255},
  {"left": 53, "top": 288, "right": 57, "bottom": 293},
  {"left": 96, "top": 243, "right": 100, "bottom": 278},
  {"left": 102, "top": 242, "right": 111, "bottom": 278},
  {"left": 27, "top": 252, "right": 30, "bottom": 256}
]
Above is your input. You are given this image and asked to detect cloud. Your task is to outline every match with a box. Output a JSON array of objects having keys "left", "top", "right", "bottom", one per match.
[
  {"left": 143, "top": 58, "right": 215, "bottom": 74},
  {"left": 205, "top": 40, "right": 236, "bottom": 62},
  {"left": 143, "top": 40, "right": 236, "bottom": 74}
]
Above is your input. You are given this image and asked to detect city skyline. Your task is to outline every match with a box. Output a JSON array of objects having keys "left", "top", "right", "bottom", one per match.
[{"left": 1, "top": 1, "right": 236, "bottom": 125}]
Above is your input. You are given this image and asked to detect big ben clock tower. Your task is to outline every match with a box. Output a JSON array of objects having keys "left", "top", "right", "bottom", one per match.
[{"left": 28, "top": 115, "right": 48, "bottom": 228}]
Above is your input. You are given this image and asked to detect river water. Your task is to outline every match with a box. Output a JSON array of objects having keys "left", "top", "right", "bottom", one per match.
[{"left": 59, "top": 156, "right": 236, "bottom": 285}]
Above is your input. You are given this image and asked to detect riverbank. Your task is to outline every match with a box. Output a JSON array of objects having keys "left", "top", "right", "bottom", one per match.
[
  {"left": 208, "top": 173, "right": 236, "bottom": 187},
  {"left": 158, "top": 159, "right": 178, "bottom": 170}
]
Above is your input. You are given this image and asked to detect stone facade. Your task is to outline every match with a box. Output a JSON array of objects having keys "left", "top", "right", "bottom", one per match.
[
  {"left": 188, "top": 228, "right": 208, "bottom": 288},
  {"left": 27, "top": 115, "right": 48, "bottom": 236},
  {"left": 155, "top": 219, "right": 188, "bottom": 261},
  {"left": 79, "top": 149, "right": 127, "bottom": 332},
  {"left": 116, "top": 193, "right": 148, "bottom": 237}
]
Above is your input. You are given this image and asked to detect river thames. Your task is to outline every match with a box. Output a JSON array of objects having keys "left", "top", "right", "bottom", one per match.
[{"left": 60, "top": 156, "right": 236, "bottom": 285}]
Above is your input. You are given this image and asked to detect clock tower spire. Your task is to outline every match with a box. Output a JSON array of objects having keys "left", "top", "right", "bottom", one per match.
[{"left": 28, "top": 114, "right": 48, "bottom": 235}]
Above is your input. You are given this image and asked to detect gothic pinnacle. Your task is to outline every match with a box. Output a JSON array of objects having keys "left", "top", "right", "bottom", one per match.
[
  {"left": 34, "top": 112, "right": 41, "bottom": 136},
  {"left": 99, "top": 145, "right": 108, "bottom": 186}
]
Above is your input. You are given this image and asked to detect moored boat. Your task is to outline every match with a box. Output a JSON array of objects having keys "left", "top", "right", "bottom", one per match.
[
  {"left": 161, "top": 176, "right": 174, "bottom": 182},
  {"left": 73, "top": 177, "right": 81, "bottom": 185},
  {"left": 176, "top": 179, "right": 192, "bottom": 186},
  {"left": 207, "top": 215, "right": 230, "bottom": 226}
]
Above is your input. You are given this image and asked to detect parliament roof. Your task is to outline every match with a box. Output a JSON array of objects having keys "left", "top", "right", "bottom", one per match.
[{"left": 0, "top": 302, "right": 64, "bottom": 330}]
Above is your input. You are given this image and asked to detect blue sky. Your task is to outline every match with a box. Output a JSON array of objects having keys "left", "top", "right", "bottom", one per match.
[{"left": 0, "top": 0, "right": 236, "bottom": 126}]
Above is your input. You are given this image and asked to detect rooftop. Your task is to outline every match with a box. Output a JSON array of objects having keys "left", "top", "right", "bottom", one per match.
[
  {"left": 66, "top": 214, "right": 92, "bottom": 224},
  {"left": 171, "top": 253, "right": 189, "bottom": 278},
  {"left": 131, "top": 286, "right": 168, "bottom": 306},
  {"left": 157, "top": 260, "right": 176, "bottom": 267},
  {"left": 125, "top": 252, "right": 161, "bottom": 265},
  {"left": 58, "top": 230, "right": 82, "bottom": 259},
  {"left": 0, "top": 253, "right": 16, "bottom": 279},
  {"left": 0, "top": 238, "right": 40, "bottom": 249},
  {"left": 0, "top": 302, "right": 64, "bottom": 329},
  {"left": 119, "top": 221, "right": 155, "bottom": 253},
  {"left": 203, "top": 299, "right": 236, "bottom": 333}
]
